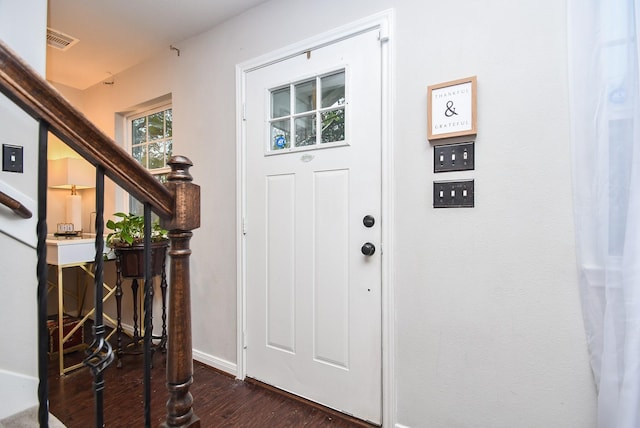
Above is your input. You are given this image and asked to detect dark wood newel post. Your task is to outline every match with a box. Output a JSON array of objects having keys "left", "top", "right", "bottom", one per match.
[{"left": 160, "top": 156, "right": 201, "bottom": 428}]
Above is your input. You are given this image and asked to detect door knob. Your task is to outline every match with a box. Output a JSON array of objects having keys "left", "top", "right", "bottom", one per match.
[
  {"left": 361, "top": 242, "right": 376, "bottom": 256},
  {"left": 363, "top": 215, "right": 375, "bottom": 228}
]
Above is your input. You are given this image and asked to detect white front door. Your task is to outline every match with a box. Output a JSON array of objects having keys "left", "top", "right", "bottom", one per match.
[{"left": 244, "top": 29, "right": 382, "bottom": 424}]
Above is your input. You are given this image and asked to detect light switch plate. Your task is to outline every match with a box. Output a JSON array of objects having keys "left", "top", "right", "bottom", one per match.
[
  {"left": 433, "top": 180, "right": 474, "bottom": 208},
  {"left": 434, "top": 141, "right": 474, "bottom": 173},
  {"left": 3, "top": 144, "right": 24, "bottom": 173}
]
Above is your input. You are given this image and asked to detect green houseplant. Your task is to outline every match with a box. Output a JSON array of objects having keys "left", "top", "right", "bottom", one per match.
[
  {"left": 106, "top": 212, "right": 169, "bottom": 278},
  {"left": 106, "top": 212, "right": 168, "bottom": 247}
]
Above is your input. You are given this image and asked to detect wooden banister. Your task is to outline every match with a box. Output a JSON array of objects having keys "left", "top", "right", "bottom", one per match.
[
  {"left": 161, "top": 157, "right": 201, "bottom": 428},
  {"left": 0, "top": 40, "right": 173, "bottom": 218},
  {"left": 0, "top": 189, "right": 32, "bottom": 218},
  {"left": 0, "top": 38, "right": 200, "bottom": 427}
]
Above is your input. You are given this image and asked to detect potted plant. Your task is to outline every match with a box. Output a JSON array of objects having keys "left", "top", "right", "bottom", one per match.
[
  {"left": 106, "top": 212, "right": 170, "bottom": 361},
  {"left": 106, "top": 212, "right": 169, "bottom": 278}
]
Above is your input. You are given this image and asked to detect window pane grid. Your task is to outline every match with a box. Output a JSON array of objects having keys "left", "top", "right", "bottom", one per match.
[
  {"left": 131, "top": 107, "right": 172, "bottom": 170},
  {"left": 271, "top": 86, "right": 291, "bottom": 119},
  {"left": 127, "top": 104, "right": 172, "bottom": 215},
  {"left": 268, "top": 70, "right": 345, "bottom": 153}
]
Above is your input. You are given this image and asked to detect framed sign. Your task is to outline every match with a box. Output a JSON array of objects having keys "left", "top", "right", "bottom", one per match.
[{"left": 428, "top": 76, "right": 477, "bottom": 141}]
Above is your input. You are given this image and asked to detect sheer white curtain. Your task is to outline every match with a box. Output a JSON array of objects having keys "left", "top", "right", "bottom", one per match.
[{"left": 568, "top": 1, "right": 640, "bottom": 426}]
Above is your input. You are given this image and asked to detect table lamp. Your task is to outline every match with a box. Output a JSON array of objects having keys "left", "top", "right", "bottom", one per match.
[{"left": 48, "top": 157, "right": 95, "bottom": 232}]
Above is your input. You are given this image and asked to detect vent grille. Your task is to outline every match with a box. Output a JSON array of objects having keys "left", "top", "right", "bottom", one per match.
[{"left": 47, "top": 27, "right": 79, "bottom": 51}]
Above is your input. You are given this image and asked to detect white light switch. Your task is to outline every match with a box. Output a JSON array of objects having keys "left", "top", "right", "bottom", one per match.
[{"left": 433, "top": 180, "right": 475, "bottom": 208}]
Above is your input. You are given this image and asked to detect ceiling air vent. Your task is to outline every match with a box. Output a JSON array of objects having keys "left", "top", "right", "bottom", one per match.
[{"left": 47, "top": 27, "right": 79, "bottom": 51}]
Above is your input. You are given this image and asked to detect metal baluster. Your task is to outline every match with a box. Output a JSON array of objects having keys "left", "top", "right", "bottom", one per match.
[
  {"left": 159, "top": 253, "right": 168, "bottom": 352},
  {"left": 37, "top": 121, "right": 49, "bottom": 428},
  {"left": 83, "top": 166, "right": 114, "bottom": 427},
  {"left": 143, "top": 204, "right": 152, "bottom": 427}
]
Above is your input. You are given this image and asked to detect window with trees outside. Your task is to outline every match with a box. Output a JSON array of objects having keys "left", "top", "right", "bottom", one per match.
[
  {"left": 128, "top": 105, "right": 173, "bottom": 215},
  {"left": 269, "top": 70, "right": 346, "bottom": 153}
]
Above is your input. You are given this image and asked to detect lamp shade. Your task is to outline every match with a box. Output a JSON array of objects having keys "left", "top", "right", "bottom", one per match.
[
  {"left": 48, "top": 157, "right": 95, "bottom": 232},
  {"left": 48, "top": 157, "right": 95, "bottom": 189}
]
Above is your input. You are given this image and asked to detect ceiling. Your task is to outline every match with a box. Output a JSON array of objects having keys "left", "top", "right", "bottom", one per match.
[{"left": 46, "top": 0, "right": 269, "bottom": 90}]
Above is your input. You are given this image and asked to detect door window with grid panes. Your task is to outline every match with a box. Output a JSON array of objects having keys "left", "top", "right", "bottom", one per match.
[
  {"left": 269, "top": 69, "right": 346, "bottom": 154},
  {"left": 128, "top": 105, "right": 172, "bottom": 214}
]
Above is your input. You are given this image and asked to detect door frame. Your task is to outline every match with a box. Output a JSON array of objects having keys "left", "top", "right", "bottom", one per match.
[{"left": 235, "top": 10, "right": 395, "bottom": 426}]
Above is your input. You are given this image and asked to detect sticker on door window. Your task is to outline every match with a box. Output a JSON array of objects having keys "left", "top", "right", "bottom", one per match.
[{"left": 268, "top": 70, "right": 346, "bottom": 154}]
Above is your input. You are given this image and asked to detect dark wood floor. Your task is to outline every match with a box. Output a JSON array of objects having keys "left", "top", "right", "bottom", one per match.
[{"left": 48, "top": 347, "right": 375, "bottom": 427}]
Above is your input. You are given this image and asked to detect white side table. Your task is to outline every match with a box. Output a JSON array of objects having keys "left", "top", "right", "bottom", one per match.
[{"left": 46, "top": 235, "right": 115, "bottom": 375}]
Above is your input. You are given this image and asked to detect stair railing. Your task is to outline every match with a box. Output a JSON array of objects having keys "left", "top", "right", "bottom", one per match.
[
  {"left": 0, "top": 39, "right": 201, "bottom": 428},
  {"left": 0, "top": 189, "right": 33, "bottom": 218}
]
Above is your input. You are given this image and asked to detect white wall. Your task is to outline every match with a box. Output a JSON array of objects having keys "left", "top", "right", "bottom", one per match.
[
  {"left": 393, "top": 2, "right": 595, "bottom": 427},
  {"left": 0, "top": 0, "right": 48, "bottom": 418},
  {"left": 77, "top": 0, "right": 596, "bottom": 426}
]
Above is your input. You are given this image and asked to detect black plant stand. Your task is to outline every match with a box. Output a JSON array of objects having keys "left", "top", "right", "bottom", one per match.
[{"left": 114, "top": 244, "right": 168, "bottom": 368}]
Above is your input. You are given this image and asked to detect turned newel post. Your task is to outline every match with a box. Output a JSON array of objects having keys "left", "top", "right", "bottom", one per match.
[{"left": 160, "top": 156, "right": 201, "bottom": 428}]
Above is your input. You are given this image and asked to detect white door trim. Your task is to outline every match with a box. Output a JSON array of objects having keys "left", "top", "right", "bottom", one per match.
[{"left": 235, "top": 9, "right": 395, "bottom": 426}]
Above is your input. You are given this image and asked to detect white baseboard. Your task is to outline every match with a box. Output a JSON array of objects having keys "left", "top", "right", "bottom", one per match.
[
  {"left": 192, "top": 349, "right": 237, "bottom": 377},
  {"left": 395, "top": 424, "right": 411, "bottom": 428},
  {"left": 112, "top": 324, "right": 238, "bottom": 377}
]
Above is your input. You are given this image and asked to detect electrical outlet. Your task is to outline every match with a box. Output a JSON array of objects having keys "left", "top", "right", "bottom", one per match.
[
  {"left": 434, "top": 141, "right": 474, "bottom": 172},
  {"left": 433, "top": 180, "right": 474, "bottom": 208},
  {"left": 3, "top": 144, "right": 24, "bottom": 173}
]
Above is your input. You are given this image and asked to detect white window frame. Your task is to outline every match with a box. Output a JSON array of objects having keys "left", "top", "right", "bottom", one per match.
[
  {"left": 266, "top": 68, "right": 349, "bottom": 156},
  {"left": 119, "top": 101, "right": 173, "bottom": 215}
]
